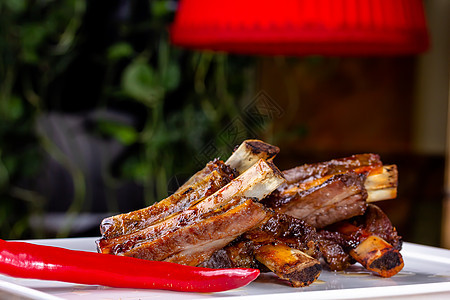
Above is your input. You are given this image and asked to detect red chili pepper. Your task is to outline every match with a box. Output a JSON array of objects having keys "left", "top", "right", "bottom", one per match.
[{"left": 0, "top": 239, "right": 259, "bottom": 292}]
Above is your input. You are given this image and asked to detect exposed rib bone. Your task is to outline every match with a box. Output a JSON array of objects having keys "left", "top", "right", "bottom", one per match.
[
  {"left": 365, "top": 165, "right": 398, "bottom": 190},
  {"left": 367, "top": 188, "right": 397, "bottom": 202},
  {"left": 350, "top": 235, "right": 404, "bottom": 277},
  {"left": 328, "top": 206, "right": 404, "bottom": 278},
  {"left": 365, "top": 165, "right": 398, "bottom": 202},
  {"left": 189, "top": 159, "right": 285, "bottom": 213},
  {"left": 225, "top": 139, "right": 280, "bottom": 174},
  {"left": 97, "top": 159, "right": 285, "bottom": 261},
  {"left": 262, "top": 163, "right": 398, "bottom": 228},
  {"left": 279, "top": 156, "right": 397, "bottom": 204},
  {"left": 179, "top": 140, "right": 280, "bottom": 191},
  {"left": 100, "top": 161, "right": 235, "bottom": 239},
  {"left": 254, "top": 244, "right": 322, "bottom": 287}
]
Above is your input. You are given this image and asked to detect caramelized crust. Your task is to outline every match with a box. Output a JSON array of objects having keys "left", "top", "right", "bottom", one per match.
[
  {"left": 97, "top": 141, "right": 402, "bottom": 287},
  {"left": 263, "top": 172, "right": 368, "bottom": 228},
  {"left": 317, "top": 204, "right": 403, "bottom": 276},
  {"left": 100, "top": 159, "right": 236, "bottom": 239},
  {"left": 282, "top": 153, "right": 381, "bottom": 184},
  {"left": 201, "top": 212, "right": 322, "bottom": 287},
  {"left": 97, "top": 157, "right": 285, "bottom": 269},
  {"left": 126, "top": 199, "right": 268, "bottom": 265}
]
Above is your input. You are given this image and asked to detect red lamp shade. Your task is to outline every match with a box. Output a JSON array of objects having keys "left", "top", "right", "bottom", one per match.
[{"left": 170, "top": 0, "right": 430, "bottom": 56}]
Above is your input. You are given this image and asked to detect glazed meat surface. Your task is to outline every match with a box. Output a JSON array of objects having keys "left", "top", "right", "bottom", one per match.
[
  {"left": 201, "top": 212, "right": 322, "bottom": 287},
  {"left": 282, "top": 153, "right": 382, "bottom": 185},
  {"left": 100, "top": 159, "right": 236, "bottom": 239},
  {"left": 125, "top": 199, "right": 268, "bottom": 266},
  {"left": 263, "top": 172, "right": 368, "bottom": 228},
  {"left": 97, "top": 158, "right": 286, "bottom": 267},
  {"left": 97, "top": 141, "right": 402, "bottom": 287},
  {"left": 317, "top": 204, "right": 402, "bottom": 272}
]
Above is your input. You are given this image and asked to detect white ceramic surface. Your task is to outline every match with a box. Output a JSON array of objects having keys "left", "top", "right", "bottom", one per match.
[{"left": 1, "top": 237, "right": 450, "bottom": 299}]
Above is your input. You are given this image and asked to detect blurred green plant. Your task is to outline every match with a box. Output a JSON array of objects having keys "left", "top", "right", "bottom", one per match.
[
  {"left": 0, "top": 0, "right": 87, "bottom": 238},
  {"left": 0, "top": 0, "right": 257, "bottom": 238},
  {"left": 88, "top": 1, "right": 260, "bottom": 206}
]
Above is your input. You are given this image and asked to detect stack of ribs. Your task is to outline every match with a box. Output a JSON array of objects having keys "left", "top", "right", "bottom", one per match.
[{"left": 97, "top": 140, "right": 403, "bottom": 288}]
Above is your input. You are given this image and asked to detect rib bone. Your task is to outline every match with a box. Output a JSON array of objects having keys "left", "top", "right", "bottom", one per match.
[
  {"left": 97, "top": 158, "right": 285, "bottom": 264},
  {"left": 262, "top": 162, "right": 398, "bottom": 228},
  {"left": 99, "top": 140, "right": 281, "bottom": 240},
  {"left": 179, "top": 139, "right": 280, "bottom": 191},
  {"left": 100, "top": 160, "right": 235, "bottom": 239},
  {"left": 225, "top": 139, "right": 280, "bottom": 174},
  {"left": 365, "top": 165, "right": 398, "bottom": 202},
  {"left": 350, "top": 235, "right": 404, "bottom": 277},
  {"left": 255, "top": 244, "right": 322, "bottom": 287},
  {"left": 129, "top": 199, "right": 268, "bottom": 265}
]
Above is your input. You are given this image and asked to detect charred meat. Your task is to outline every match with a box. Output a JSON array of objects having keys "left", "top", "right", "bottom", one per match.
[
  {"left": 317, "top": 205, "right": 403, "bottom": 277},
  {"left": 201, "top": 213, "right": 322, "bottom": 287},
  {"left": 97, "top": 158, "right": 285, "bottom": 263},
  {"left": 97, "top": 140, "right": 404, "bottom": 288}
]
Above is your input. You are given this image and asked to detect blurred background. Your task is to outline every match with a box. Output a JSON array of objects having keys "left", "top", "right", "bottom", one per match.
[{"left": 0, "top": 0, "right": 448, "bottom": 248}]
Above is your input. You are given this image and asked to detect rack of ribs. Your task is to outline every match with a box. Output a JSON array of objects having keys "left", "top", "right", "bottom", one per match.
[
  {"left": 97, "top": 140, "right": 286, "bottom": 265},
  {"left": 201, "top": 213, "right": 322, "bottom": 287},
  {"left": 261, "top": 153, "right": 403, "bottom": 277},
  {"left": 317, "top": 204, "right": 403, "bottom": 277},
  {"left": 97, "top": 140, "right": 403, "bottom": 288},
  {"left": 99, "top": 139, "right": 280, "bottom": 240},
  {"left": 263, "top": 154, "right": 398, "bottom": 228}
]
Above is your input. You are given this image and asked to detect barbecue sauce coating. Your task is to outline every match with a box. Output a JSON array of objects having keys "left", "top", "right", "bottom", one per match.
[
  {"left": 99, "top": 159, "right": 236, "bottom": 239},
  {"left": 97, "top": 144, "right": 402, "bottom": 286},
  {"left": 202, "top": 213, "right": 323, "bottom": 287},
  {"left": 263, "top": 172, "right": 368, "bottom": 228},
  {"left": 253, "top": 213, "right": 319, "bottom": 258},
  {"left": 357, "top": 204, "right": 402, "bottom": 250},
  {"left": 202, "top": 213, "right": 320, "bottom": 268},
  {"left": 317, "top": 204, "right": 402, "bottom": 272},
  {"left": 316, "top": 230, "right": 354, "bottom": 271},
  {"left": 282, "top": 153, "right": 382, "bottom": 184}
]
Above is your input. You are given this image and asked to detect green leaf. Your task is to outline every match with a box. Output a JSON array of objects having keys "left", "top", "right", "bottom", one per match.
[
  {"left": 121, "top": 156, "right": 152, "bottom": 181},
  {"left": 96, "top": 120, "right": 138, "bottom": 145},
  {"left": 4, "top": 0, "right": 27, "bottom": 13},
  {"left": 162, "top": 62, "right": 180, "bottom": 91},
  {"left": 107, "top": 42, "right": 134, "bottom": 61},
  {"left": 121, "top": 60, "right": 164, "bottom": 106},
  {"left": 151, "top": 0, "right": 171, "bottom": 17},
  {"left": 20, "top": 24, "right": 47, "bottom": 64},
  {"left": 1, "top": 95, "right": 24, "bottom": 121}
]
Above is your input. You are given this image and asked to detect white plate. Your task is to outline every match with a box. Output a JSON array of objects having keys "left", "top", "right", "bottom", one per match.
[{"left": 1, "top": 237, "right": 450, "bottom": 299}]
